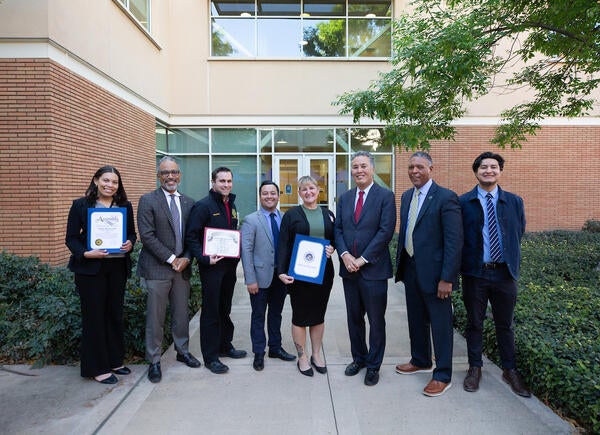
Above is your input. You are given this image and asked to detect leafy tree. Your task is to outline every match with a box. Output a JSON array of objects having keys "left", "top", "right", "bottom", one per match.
[
  {"left": 304, "top": 20, "right": 346, "bottom": 57},
  {"left": 336, "top": 0, "right": 600, "bottom": 150}
]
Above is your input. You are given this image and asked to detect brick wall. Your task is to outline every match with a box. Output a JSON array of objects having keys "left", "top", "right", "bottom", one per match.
[
  {"left": 0, "top": 59, "right": 156, "bottom": 265},
  {"left": 394, "top": 125, "right": 600, "bottom": 232}
]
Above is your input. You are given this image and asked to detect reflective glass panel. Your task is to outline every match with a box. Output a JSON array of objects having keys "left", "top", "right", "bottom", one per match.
[
  {"left": 168, "top": 128, "right": 209, "bottom": 153},
  {"left": 372, "top": 155, "right": 392, "bottom": 189},
  {"left": 350, "top": 128, "right": 391, "bottom": 153},
  {"left": 273, "top": 129, "right": 334, "bottom": 152},
  {"left": 336, "top": 154, "right": 349, "bottom": 199},
  {"left": 335, "top": 129, "right": 349, "bottom": 153},
  {"left": 302, "top": 19, "right": 346, "bottom": 57},
  {"left": 258, "top": 19, "right": 302, "bottom": 57},
  {"left": 348, "top": 18, "right": 391, "bottom": 58},
  {"left": 130, "top": 0, "right": 150, "bottom": 29},
  {"left": 212, "top": 18, "right": 255, "bottom": 57},
  {"left": 211, "top": 0, "right": 255, "bottom": 16},
  {"left": 259, "top": 129, "right": 273, "bottom": 153},
  {"left": 258, "top": 0, "right": 301, "bottom": 16},
  {"left": 309, "top": 158, "right": 330, "bottom": 206},
  {"left": 213, "top": 156, "right": 257, "bottom": 219},
  {"left": 348, "top": 0, "right": 391, "bottom": 17},
  {"left": 176, "top": 156, "right": 210, "bottom": 200},
  {"left": 277, "top": 158, "right": 299, "bottom": 211},
  {"left": 260, "top": 154, "right": 273, "bottom": 182},
  {"left": 303, "top": 0, "right": 345, "bottom": 16},
  {"left": 156, "top": 125, "right": 167, "bottom": 152},
  {"left": 212, "top": 128, "right": 257, "bottom": 153}
]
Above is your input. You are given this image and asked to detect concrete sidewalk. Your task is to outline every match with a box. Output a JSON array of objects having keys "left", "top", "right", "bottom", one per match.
[{"left": 1, "top": 261, "right": 574, "bottom": 434}]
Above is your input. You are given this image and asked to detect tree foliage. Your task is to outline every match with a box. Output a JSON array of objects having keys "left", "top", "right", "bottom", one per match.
[{"left": 335, "top": 0, "right": 600, "bottom": 150}]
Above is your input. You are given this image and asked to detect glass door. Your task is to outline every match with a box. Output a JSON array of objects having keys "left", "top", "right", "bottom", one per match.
[{"left": 273, "top": 155, "right": 334, "bottom": 212}]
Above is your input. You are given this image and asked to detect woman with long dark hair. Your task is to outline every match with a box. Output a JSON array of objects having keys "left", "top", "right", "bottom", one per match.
[{"left": 65, "top": 166, "right": 136, "bottom": 384}]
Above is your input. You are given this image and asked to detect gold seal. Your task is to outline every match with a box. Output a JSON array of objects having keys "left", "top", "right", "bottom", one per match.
[{"left": 95, "top": 239, "right": 103, "bottom": 246}]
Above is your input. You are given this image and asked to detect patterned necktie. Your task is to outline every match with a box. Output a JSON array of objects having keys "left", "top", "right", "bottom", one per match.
[
  {"left": 354, "top": 190, "right": 364, "bottom": 222},
  {"left": 170, "top": 194, "right": 183, "bottom": 256},
  {"left": 223, "top": 198, "right": 231, "bottom": 227},
  {"left": 405, "top": 189, "right": 420, "bottom": 257},
  {"left": 270, "top": 212, "right": 279, "bottom": 264},
  {"left": 486, "top": 193, "right": 502, "bottom": 262}
]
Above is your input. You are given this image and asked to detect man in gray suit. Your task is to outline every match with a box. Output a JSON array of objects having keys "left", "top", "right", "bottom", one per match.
[
  {"left": 241, "top": 181, "right": 296, "bottom": 371},
  {"left": 137, "top": 156, "right": 201, "bottom": 383}
]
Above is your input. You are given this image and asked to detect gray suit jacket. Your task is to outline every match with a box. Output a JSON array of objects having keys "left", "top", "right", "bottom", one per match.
[
  {"left": 241, "top": 209, "right": 282, "bottom": 289},
  {"left": 137, "top": 188, "right": 195, "bottom": 280}
]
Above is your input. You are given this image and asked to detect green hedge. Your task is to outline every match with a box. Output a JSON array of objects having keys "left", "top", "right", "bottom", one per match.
[
  {"left": 453, "top": 231, "right": 600, "bottom": 433},
  {"left": 0, "top": 246, "right": 202, "bottom": 367}
]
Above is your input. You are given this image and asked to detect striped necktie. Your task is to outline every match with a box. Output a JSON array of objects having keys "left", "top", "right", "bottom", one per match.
[
  {"left": 486, "top": 193, "right": 502, "bottom": 262},
  {"left": 405, "top": 189, "right": 420, "bottom": 257}
]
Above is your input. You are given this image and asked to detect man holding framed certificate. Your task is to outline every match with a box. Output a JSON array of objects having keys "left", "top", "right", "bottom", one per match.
[{"left": 186, "top": 167, "right": 247, "bottom": 374}]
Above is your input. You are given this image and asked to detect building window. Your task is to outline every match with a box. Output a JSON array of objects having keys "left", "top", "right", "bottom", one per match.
[
  {"left": 210, "top": 0, "right": 391, "bottom": 58},
  {"left": 156, "top": 125, "right": 394, "bottom": 217},
  {"left": 118, "top": 0, "right": 150, "bottom": 31}
]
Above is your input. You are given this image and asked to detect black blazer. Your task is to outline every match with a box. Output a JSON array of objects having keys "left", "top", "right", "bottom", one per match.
[
  {"left": 65, "top": 197, "right": 137, "bottom": 276},
  {"left": 334, "top": 183, "right": 397, "bottom": 280},
  {"left": 395, "top": 182, "right": 463, "bottom": 292},
  {"left": 277, "top": 205, "right": 335, "bottom": 282}
]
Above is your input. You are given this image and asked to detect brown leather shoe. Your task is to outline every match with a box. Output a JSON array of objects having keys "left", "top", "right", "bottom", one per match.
[
  {"left": 502, "top": 369, "right": 531, "bottom": 398},
  {"left": 463, "top": 366, "right": 481, "bottom": 392},
  {"left": 423, "top": 379, "right": 452, "bottom": 397},
  {"left": 395, "top": 362, "right": 433, "bottom": 375}
]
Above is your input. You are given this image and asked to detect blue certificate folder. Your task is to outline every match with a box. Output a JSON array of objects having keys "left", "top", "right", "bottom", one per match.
[
  {"left": 87, "top": 207, "right": 127, "bottom": 253},
  {"left": 288, "top": 234, "right": 329, "bottom": 285}
]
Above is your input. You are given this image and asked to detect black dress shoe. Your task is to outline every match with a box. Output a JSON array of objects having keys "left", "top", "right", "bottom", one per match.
[
  {"left": 111, "top": 366, "right": 131, "bottom": 375},
  {"left": 219, "top": 348, "right": 247, "bottom": 359},
  {"left": 297, "top": 361, "right": 314, "bottom": 377},
  {"left": 310, "top": 356, "right": 327, "bottom": 374},
  {"left": 94, "top": 374, "right": 118, "bottom": 384},
  {"left": 345, "top": 361, "right": 365, "bottom": 376},
  {"left": 206, "top": 360, "right": 229, "bottom": 374},
  {"left": 253, "top": 353, "right": 265, "bottom": 371},
  {"left": 147, "top": 363, "right": 162, "bottom": 383},
  {"left": 268, "top": 348, "right": 296, "bottom": 361},
  {"left": 364, "top": 368, "right": 379, "bottom": 386},
  {"left": 176, "top": 352, "right": 202, "bottom": 368},
  {"left": 463, "top": 366, "right": 481, "bottom": 392},
  {"left": 502, "top": 369, "right": 531, "bottom": 397}
]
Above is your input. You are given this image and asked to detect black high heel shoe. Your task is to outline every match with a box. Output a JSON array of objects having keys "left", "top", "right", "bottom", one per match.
[
  {"left": 111, "top": 366, "right": 131, "bottom": 375},
  {"left": 297, "top": 361, "right": 314, "bottom": 377},
  {"left": 311, "top": 356, "right": 327, "bottom": 374}
]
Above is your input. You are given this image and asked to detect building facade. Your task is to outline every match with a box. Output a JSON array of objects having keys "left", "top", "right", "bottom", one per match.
[{"left": 1, "top": 0, "right": 599, "bottom": 265}]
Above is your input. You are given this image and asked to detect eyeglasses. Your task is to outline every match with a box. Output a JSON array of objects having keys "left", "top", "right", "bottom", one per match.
[{"left": 159, "top": 170, "right": 181, "bottom": 176}]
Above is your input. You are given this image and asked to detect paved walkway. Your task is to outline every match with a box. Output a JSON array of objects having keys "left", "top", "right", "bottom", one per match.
[{"left": 1, "top": 260, "right": 574, "bottom": 434}]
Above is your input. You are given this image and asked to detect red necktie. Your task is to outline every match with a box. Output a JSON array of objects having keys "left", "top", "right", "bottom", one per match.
[
  {"left": 223, "top": 199, "right": 231, "bottom": 228},
  {"left": 354, "top": 190, "right": 364, "bottom": 222}
]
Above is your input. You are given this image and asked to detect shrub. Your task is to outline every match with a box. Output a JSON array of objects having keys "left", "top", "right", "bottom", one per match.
[
  {"left": 454, "top": 231, "right": 600, "bottom": 433},
  {"left": 0, "top": 248, "right": 202, "bottom": 366},
  {"left": 582, "top": 219, "right": 600, "bottom": 233}
]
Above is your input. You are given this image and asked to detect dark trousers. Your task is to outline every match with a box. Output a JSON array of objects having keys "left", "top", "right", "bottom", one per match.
[
  {"left": 343, "top": 276, "right": 388, "bottom": 369},
  {"left": 75, "top": 258, "right": 127, "bottom": 378},
  {"left": 249, "top": 275, "right": 287, "bottom": 354},
  {"left": 198, "top": 261, "right": 237, "bottom": 363},
  {"left": 403, "top": 258, "right": 453, "bottom": 383},
  {"left": 462, "top": 267, "right": 517, "bottom": 370}
]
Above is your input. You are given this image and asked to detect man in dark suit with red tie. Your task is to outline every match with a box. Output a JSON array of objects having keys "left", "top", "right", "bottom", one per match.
[
  {"left": 395, "top": 151, "right": 463, "bottom": 397},
  {"left": 335, "top": 151, "right": 397, "bottom": 386},
  {"left": 460, "top": 152, "right": 530, "bottom": 397},
  {"left": 137, "top": 157, "right": 201, "bottom": 383}
]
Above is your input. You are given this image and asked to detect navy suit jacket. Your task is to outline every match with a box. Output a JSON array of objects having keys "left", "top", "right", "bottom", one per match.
[
  {"left": 459, "top": 186, "right": 525, "bottom": 280},
  {"left": 334, "top": 183, "right": 397, "bottom": 280},
  {"left": 65, "top": 197, "right": 137, "bottom": 276},
  {"left": 395, "top": 182, "right": 463, "bottom": 292},
  {"left": 137, "top": 188, "right": 195, "bottom": 280}
]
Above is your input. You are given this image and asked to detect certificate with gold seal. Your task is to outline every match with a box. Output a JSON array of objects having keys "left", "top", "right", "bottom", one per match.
[
  {"left": 87, "top": 208, "right": 126, "bottom": 253},
  {"left": 203, "top": 227, "right": 241, "bottom": 258},
  {"left": 288, "top": 234, "right": 328, "bottom": 284}
]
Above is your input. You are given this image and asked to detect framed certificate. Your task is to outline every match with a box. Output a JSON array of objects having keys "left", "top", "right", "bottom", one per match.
[
  {"left": 87, "top": 208, "right": 126, "bottom": 253},
  {"left": 203, "top": 227, "right": 241, "bottom": 258},
  {"left": 288, "top": 234, "right": 329, "bottom": 284}
]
